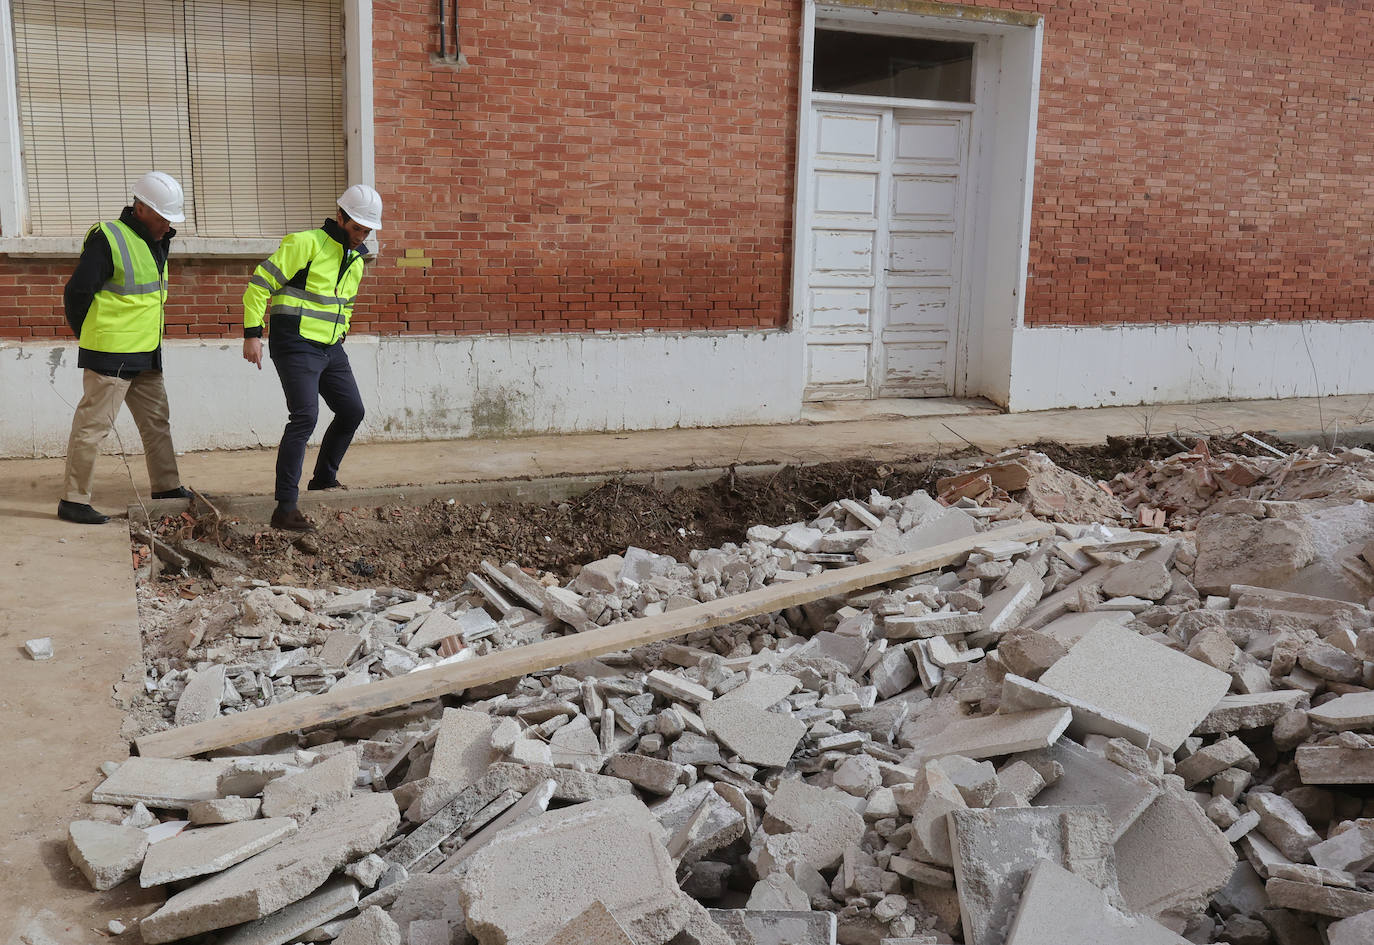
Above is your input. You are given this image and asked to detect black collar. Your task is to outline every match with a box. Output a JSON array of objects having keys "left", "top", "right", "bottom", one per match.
[
  {"left": 322, "top": 217, "right": 367, "bottom": 255},
  {"left": 120, "top": 206, "right": 175, "bottom": 246}
]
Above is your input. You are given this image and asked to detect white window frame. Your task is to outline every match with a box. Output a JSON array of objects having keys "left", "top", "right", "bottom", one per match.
[{"left": 0, "top": 0, "right": 374, "bottom": 257}]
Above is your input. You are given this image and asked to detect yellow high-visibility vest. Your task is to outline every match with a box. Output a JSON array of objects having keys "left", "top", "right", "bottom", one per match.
[
  {"left": 244, "top": 229, "right": 365, "bottom": 345},
  {"left": 79, "top": 220, "right": 167, "bottom": 354}
]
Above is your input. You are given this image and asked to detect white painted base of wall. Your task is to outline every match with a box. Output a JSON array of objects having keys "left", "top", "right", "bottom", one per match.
[
  {"left": 0, "top": 330, "right": 805, "bottom": 458},
  {"left": 1006, "top": 321, "right": 1374, "bottom": 412}
]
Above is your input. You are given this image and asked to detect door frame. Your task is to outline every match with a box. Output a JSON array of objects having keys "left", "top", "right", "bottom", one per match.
[{"left": 794, "top": 1, "right": 1044, "bottom": 405}]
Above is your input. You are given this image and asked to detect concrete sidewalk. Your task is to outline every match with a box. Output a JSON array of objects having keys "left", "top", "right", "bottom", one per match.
[{"left": 0, "top": 392, "right": 1370, "bottom": 941}]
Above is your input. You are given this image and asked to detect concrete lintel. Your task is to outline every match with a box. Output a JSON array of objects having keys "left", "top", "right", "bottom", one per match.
[{"left": 819, "top": 0, "right": 1042, "bottom": 29}]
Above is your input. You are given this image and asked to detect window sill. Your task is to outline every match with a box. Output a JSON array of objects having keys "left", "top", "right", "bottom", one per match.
[{"left": 0, "top": 236, "right": 281, "bottom": 258}]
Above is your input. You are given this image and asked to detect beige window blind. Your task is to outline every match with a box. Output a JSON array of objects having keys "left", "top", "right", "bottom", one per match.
[{"left": 11, "top": 0, "right": 345, "bottom": 239}]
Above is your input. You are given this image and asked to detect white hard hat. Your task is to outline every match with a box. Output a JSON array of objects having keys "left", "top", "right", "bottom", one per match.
[
  {"left": 131, "top": 170, "right": 185, "bottom": 223},
  {"left": 337, "top": 184, "right": 382, "bottom": 230}
]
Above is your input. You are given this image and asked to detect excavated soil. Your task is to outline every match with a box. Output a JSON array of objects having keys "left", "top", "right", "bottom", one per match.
[
  {"left": 1026, "top": 432, "right": 1295, "bottom": 482},
  {"left": 140, "top": 433, "right": 1292, "bottom": 595}
]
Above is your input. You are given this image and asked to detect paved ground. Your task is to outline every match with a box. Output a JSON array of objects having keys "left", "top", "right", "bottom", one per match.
[{"left": 1, "top": 393, "right": 1370, "bottom": 942}]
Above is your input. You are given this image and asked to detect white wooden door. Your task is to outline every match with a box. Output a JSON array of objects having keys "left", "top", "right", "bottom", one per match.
[{"left": 803, "top": 104, "right": 970, "bottom": 400}]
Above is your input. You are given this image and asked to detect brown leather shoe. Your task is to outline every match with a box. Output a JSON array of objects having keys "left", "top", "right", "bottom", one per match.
[{"left": 270, "top": 507, "right": 315, "bottom": 532}]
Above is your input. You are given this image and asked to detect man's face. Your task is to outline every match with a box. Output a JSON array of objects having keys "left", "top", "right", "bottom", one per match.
[
  {"left": 337, "top": 212, "right": 371, "bottom": 250},
  {"left": 133, "top": 201, "right": 171, "bottom": 241}
]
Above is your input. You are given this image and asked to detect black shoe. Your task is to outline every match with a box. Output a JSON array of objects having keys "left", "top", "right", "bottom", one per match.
[
  {"left": 58, "top": 500, "right": 109, "bottom": 525},
  {"left": 270, "top": 507, "right": 315, "bottom": 532},
  {"left": 307, "top": 479, "right": 346, "bottom": 491},
  {"left": 151, "top": 486, "right": 194, "bottom": 500}
]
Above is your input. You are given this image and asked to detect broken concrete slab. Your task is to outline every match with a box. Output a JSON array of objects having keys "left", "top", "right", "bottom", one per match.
[
  {"left": 261, "top": 749, "right": 357, "bottom": 821},
  {"left": 334, "top": 905, "right": 402, "bottom": 945},
  {"left": 485, "top": 762, "right": 635, "bottom": 803},
  {"left": 909, "top": 707, "right": 1072, "bottom": 762},
  {"left": 1174, "top": 737, "right": 1259, "bottom": 789},
  {"left": 175, "top": 665, "right": 227, "bottom": 726},
  {"left": 1309, "top": 691, "right": 1374, "bottom": 729},
  {"left": 216, "top": 879, "right": 361, "bottom": 945},
  {"left": 1264, "top": 877, "right": 1374, "bottom": 918},
  {"left": 949, "top": 805, "right": 1119, "bottom": 945},
  {"left": 91, "top": 756, "right": 225, "bottom": 810},
  {"left": 67, "top": 820, "right": 148, "bottom": 891},
  {"left": 458, "top": 796, "right": 688, "bottom": 945},
  {"left": 883, "top": 612, "right": 983, "bottom": 640},
  {"left": 189, "top": 796, "right": 262, "bottom": 825},
  {"left": 431, "top": 707, "right": 498, "bottom": 789},
  {"left": 746, "top": 871, "right": 811, "bottom": 911},
  {"left": 544, "top": 900, "right": 636, "bottom": 945},
  {"left": 1310, "top": 823, "right": 1374, "bottom": 873},
  {"left": 761, "top": 779, "right": 865, "bottom": 873},
  {"left": 1037, "top": 623, "right": 1230, "bottom": 752},
  {"left": 1115, "top": 790, "right": 1237, "bottom": 918},
  {"left": 1027, "top": 738, "right": 1161, "bottom": 840},
  {"left": 605, "top": 753, "right": 691, "bottom": 796},
  {"left": 140, "top": 817, "right": 298, "bottom": 886},
  {"left": 1004, "top": 861, "right": 1185, "bottom": 945},
  {"left": 139, "top": 791, "right": 399, "bottom": 943},
  {"left": 1295, "top": 745, "right": 1374, "bottom": 784},
  {"left": 1327, "top": 909, "right": 1374, "bottom": 945},
  {"left": 701, "top": 699, "right": 806, "bottom": 768},
  {"left": 1001, "top": 673, "right": 1151, "bottom": 749},
  {"left": 707, "top": 909, "right": 836, "bottom": 945},
  {"left": 438, "top": 777, "right": 557, "bottom": 872},
  {"left": 1192, "top": 512, "right": 1315, "bottom": 596},
  {"left": 1247, "top": 793, "right": 1321, "bottom": 862},
  {"left": 1193, "top": 691, "right": 1309, "bottom": 735}
]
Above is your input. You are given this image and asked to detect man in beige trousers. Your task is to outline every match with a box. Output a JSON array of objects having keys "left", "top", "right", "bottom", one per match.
[{"left": 58, "top": 171, "right": 193, "bottom": 524}]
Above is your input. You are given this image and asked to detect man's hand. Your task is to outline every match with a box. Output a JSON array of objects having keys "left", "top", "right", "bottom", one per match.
[{"left": 243, "top": 337, "right": 263, "bottom": 369}]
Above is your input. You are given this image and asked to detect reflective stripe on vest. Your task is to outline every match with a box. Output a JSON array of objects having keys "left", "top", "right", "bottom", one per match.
[
  {"left": 262, "top": 231, "right": 362, "bottom": 344},
  {"left": 78, "top": 221, "right": 167, "bottom": 354}
]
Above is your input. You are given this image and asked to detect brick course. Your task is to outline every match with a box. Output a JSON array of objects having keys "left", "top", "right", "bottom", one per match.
[{"left": 1, "top": 1, "right": 1370, "bottom": 339}]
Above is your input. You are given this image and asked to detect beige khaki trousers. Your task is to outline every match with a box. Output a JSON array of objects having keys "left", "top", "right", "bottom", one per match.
[{"left": 63, "top": 369, "right": 181, "bottom": 504}]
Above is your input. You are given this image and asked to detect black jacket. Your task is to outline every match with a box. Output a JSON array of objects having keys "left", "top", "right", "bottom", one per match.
[{"left": 63, "top": 207, "right": 174, "bottom": 377}]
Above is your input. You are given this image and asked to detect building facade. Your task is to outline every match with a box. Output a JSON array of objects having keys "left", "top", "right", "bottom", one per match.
[{"left": 1, "top": 0, "right": 1371, "bottom": 456}]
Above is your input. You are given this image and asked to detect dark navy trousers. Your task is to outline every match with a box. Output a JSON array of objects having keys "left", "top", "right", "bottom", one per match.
[{"left": 269, "top": 333, "right": 365, "bottom": 508}]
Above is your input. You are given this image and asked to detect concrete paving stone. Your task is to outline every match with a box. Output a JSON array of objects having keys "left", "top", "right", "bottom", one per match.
[
  {"left": 458, "top": 796, "right": 688, "bottom": 945},
  {"left": 1026, "top": 738, "right": 1161, "bottom": 840},
  {"left": 1295, "top": 745, "right": 1374, "bottom": 784},
  {"left": 189, "top": 797, "right": 262, "bottom": 824},
  {"left": 431, "top": 707, "right": 498, "bottom": 790},
  {"left": 1247, "top": 793, "right": 1321, "bottom": 862},
  {"left": 485, "top": 761, "right": 636, "bottom": 802},
  {"left": 949, "top": 805, "right": 1119, "bottom": 945},
  {"left": 543, "top": 900, "right": 636, "bottom": 945},
  {"left": 707, "top": 909, "right": 836, "bottom": 945},
  {"left": 319, "top": 629, "right": 363, "bottom": 666},
  {"left": 67, "top": 820, "right": 149, "bottom": 891},
  {"left": 1004, "top": 861, "right": 1186, "bottom": 945},
  {"left": 1326, "top": 909, "right": 1374, "bottom": 945},
  {"left": 438, "top": 778, "right": 556, "bottom": 872},
  {"left": 140, "top": 817, "right": 298, "bottom": 886},
  {"left": 761, "top": 779, "right": 866, "bottom": 872},
  {"left": 1001, "top": 673, "right": 1151, "bottom": 749},
  {"left": 1264, "top": 878, "right": 1374, "bottom": 918},
  {"left": 1310, "top": 823, "right": 1374, "bottom": 873},
  {"left": 1115, "top": 791, "right": 1237, "bottom": 918},
  {"left": 90, "top": 756, "right": 226, "bottom": 809},
  {"left": 1175, "top": 737, "right": 1259, "bottom": 789},
  {"left": 1309, "top": 691, "right": 1374, "bottom": 729},
  {"left": 1037, "top": 623, "right": 1230, "bottom": 753},
  {"left": 139, "top": 791, "right": 399, "bottom": 943},
  {"left": 175, "top": 665, "right": 227, "bottom": 726},
  {"left": 716, "top": 673, "right": 801, "bottom": 709},
  {"left": 333, "top": 906, "right": 402, "bottom": 945},
  {"left": 216, "top": 879, "right": 361, "bottom": 945},
  {"left": 1193, "top": 691, "right": 1309, "bottom": 735},
  {"left": 701, "top": 699, "right": 807, "bottom": 768},
  {"left": 910, "top": 707, "right": 1072, "bottom": 762},
  {"left": 261, "top": 748, "right": 358, "bottom": 821},
  {"left": 605, "top": 753, "right": 691, "bottom": 795}
]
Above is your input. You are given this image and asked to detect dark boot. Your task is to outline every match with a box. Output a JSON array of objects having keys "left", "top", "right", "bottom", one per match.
[
  {"left": 270, "top": 507, "right": 314, "bottom": 532},
  {"left": 58, "top": 500, "right": 109, "bottom": 525},
  {"left": 307, "top": 479, "right": 346, "bottom": 491},
  {"left": 151, "top": 486, "right": 194, "bottom": 500}
]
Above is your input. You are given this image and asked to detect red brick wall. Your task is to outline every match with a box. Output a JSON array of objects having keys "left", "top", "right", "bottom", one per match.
[{"left": 4, "top": 0, "right": 1372, "bottom": 339}]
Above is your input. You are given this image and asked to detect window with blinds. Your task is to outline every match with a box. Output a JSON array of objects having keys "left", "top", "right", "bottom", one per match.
[{"left": 11, "top": 0, "right": 346, "bottom": 238}]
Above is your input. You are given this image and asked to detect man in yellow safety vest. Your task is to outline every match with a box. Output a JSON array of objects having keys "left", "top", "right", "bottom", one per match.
[
  {"left": 59, "top": 171, "right": 194, "bottom": 525},
  {"left": 242, "top": 184, "right": 381, "bottom": 532}
]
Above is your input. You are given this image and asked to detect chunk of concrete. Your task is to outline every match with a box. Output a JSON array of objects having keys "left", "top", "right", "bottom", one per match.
[
  {"left": 1115, "top": 791, "right": 1237, "bottom": 917},
  {"left": 605, "top": 753, "right": 690, "bottom": 795},
  {"left": 707, "top": 909, "right": 836, "bottom": 945},
  {"left": 68, "top": 820, "right": 149, "bottom": 891},
  {"left": 1247, "top": 793, "right": 1320, "bottom": 862},
  {"left": 91, "top": 756, "right": 225, "bottom": 810},
  {"left": 548, "top": 715, "right": 602, "bottom": 770},
  {"left": 431, "top": 707, "right": 498, "bottom": 789},
  {"left": 910, "top": 707, "right": 1072, "bottom": 762},
  {"left": 175, "top": 665, "right": 227, "bottom": 726},
  {"left": 1310, "top": 823, "right": 1374, "bottom": 873},
  {"left": 140, "top": 817, "right": 298, "bottom": 886},
  {"left": 216, "top": 879, "right": 361, "bottom": 945},
  {"left": 761, "top": 779, "right": 865, "bottom": 872},
  {"left": 894, "top": 763, "right": 968, "bottom": 867},
  {"left": 747, "top": 871, "right": 811, "bottom": 911},
  {"left": 261, "top": 749, "right": 357, "bottom": 821},
  {"left": 1101, "top": 560, "right": 1173, "bottom": 602},
  {"left": 543, "top": 900, "right": 635, "bottom": 945},
  {"left": 457, "top": 796, "right": 688, "bottom": 945},
  {"left": 335, "top": 905, "right": 402, "bottom": 945},
  {"left": 1174, "top": 737, "right": 1258, "bottom": 789},
  {"left": 1309, "top": 691, "right": 1374, "bottom": 729},
  {"left": 949, "top": 805, "right": 1119, "bottom": 945},
  {"left": 485, "top": 762, "right": 636, "bottom": 802},
  {"left": 1327, "top": 909, "right": 1374, "bottom": 945},
  {"left": 1028, "top": 738, "right": 1161, "bottom": 840},
  {"left": 1296, "top": 745, "right": 1374, "bottom": 784},
  {"left": 701, "top": 699, "right": 806, "bottom": 768},
  {"left": 1192, "top": 513, "right": 1315, "bottom": 595},
  {"left": 1001, "top": 673, "right": 1151, "bottom": 749},
  {"left": 139, "top": 792, "right": 399, "bottom": 943},
  {"left": 1037, "top": 624, "right": 1230, "bottom": 752},
  {"left": 188, "top": 797, "right": 262, "bottom": 825},
  {"left": 438, "top": 778, "right": 557, "bottom": 872},
  {"left": 1004, "top": 861, "right": 1186, "bottom": 945},
  {"left": 1264, "top": 878, "right": 1374, "bottom": 918},
  {"left": 1193, "top": 691, "right": 1308, "bottom": 735},
  {"left": 652, "top": 783, "right": 746, "bottom": 864}
]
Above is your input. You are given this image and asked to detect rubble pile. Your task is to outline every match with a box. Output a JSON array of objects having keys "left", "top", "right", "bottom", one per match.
[{"left": 75, "top": 459, "right": 1374, "bottom": 944}]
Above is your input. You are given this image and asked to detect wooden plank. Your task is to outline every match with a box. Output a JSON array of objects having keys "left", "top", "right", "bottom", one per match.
[{"left": 135, "top": 520, "right": 1054, "bottom": 759}]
